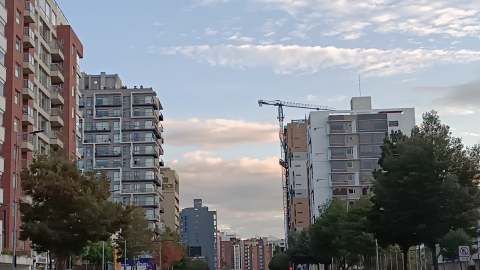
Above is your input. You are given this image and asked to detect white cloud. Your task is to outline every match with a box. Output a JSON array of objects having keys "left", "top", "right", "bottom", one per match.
[
  {"left": 153, "top": 22, "right": 164, "bottom": 26},
  {"left": 204, "top": 27, "right": 219, "bottom": 36},
  {"left": 160, "top": 44, "right": 480, "bottom": 77},
  {"left": 228, "top": 33, "right": 254, "bottom": 43},
  {"left": 264, "top": 32, "right": 276, "bottom": 37},
  {"left": 173, "top": 152, "right": 284, "bottom": 238},
  {"left": 253, "top": 0, "right": 480, "bottom": 39},
  {"left": 200, "top": 0, "right": 231, "bottom": 5},
  {"left": 163, "top": 118, "right": 278, "bottom": 149},
  {"left": 259, "top": 39, "right": 275, "bottom": 45},
  {"left": 400, "top": 78, "right": 417, "bottom": 83}
]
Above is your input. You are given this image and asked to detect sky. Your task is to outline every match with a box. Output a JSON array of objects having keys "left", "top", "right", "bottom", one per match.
[{"left": 57, "top": 0, "right": 480, "bottom": 239}]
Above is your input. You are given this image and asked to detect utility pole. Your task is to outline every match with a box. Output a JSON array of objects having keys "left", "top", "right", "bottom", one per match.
[
  {"left": 102, "top": 241, "right": 105, "bottom": 270},
  {"left": 376, "top": 239, "right": 380, "bottom": 270}
]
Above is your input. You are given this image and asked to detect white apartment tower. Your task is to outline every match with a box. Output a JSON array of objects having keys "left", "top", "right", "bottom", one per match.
[{"left": 307, "top": 97, "right": 415, "bottom": 221}]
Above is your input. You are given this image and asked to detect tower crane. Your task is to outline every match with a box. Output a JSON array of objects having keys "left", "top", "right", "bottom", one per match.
[{"left": 258, "top": 100, "right": 335, "bottom": 244}]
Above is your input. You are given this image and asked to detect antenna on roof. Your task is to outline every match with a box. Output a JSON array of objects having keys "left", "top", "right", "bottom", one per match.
[{"left": 358, "top": 75, "right": 362, "bottom": 97}]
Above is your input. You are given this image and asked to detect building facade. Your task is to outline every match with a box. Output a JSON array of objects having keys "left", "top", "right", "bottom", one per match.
[
  {"left": 180, "top": 199, "right": 218, "bottom": 270},
  {"left": 237, "top": 236, "right": 285, "bottom": 270},
  {"left": 78, "top": 72, "right": 164, "bottom": 235},
  {"left": 0, "top": 0, "right": 7, "bottom": 186},
  {"left": 286, "top": 121, "right": 310, "bottom": 231},
  {"left": 307, "top": 96, "right": 415, "bottom": 221},
  {"left": 160, "top": 167, "right": 179, "bottom": 232},
  {"left": 1, "top": 0, "right": 83, "bottom": 253}
]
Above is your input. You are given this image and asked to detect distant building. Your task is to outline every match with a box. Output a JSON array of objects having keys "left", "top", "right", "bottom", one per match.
[
  {"left": 307, "top": 96, "right": 415, "bottom": 221},
  {"left": 160, "top": 167, "right": 180, "bottom": 232},
  {"left": 180, "top": 199, "right": 218, "bottom": 270}
]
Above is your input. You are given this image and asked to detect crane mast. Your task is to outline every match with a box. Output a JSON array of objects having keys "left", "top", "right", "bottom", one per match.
[{"left": 258, "top": 100, "right": 334, "bottom": 245}]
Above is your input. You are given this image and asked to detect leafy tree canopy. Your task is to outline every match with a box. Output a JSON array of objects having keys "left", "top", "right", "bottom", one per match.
[
  {"left": 20, "top": 150, "right": 132, "bottom": 270},
  {"left": 439, "top": 230, "right": 477, "bottom": 262}
]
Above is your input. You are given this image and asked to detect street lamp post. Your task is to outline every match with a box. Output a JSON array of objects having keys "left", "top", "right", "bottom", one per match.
[{"left": 12, "top": 129, "right": 44, "bottom": 270}]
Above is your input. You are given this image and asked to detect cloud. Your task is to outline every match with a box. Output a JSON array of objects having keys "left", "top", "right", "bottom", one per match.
[
  {"left": 200, "top": 0, "right": 231, "bottom": 5},
  {"left": 153, "top": 22, "right": 164, "bottom": 26},
  {"left": 162, "top": 118, "right": 278, "bottom": 149},
  {"left": 160, "top": 44, "right": 480, "bottom": 77},
  {"left": 204, "top": 27, "right": 219, "bottom": 36},
  {"left": 264, "top": 32, "right": 276, "bottom": 37},
  {"left": 253, "top": 0, "right": 480, "bottom": 39},
  {"left": 173, "top": 152, "right": 284, "bottom": 238},
  {"left": 415, "top": 78, "right": 480, "bottom": 115},
  {"left": 228, "top": 33, "right": 254, "bottom": 43}
]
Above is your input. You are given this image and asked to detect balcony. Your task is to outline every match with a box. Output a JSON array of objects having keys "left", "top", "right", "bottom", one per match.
[
  {"left": 50, "top": 131, "right": 64, "bottom": 149},
  {"left": 83, "top": 138, "right": 111, "bottom": 144},
  {"left": 84, "top": 126, "right": 111, "bottom": 133},
  {"left": 160, "top": 205, "right": 164, "bottom": 213},
  {"left": 159, "top": 113, "right": 163, "bottom": 121},
  {"left": 123, "top": 136, "right": 157, "bottom": 143},
  {"left": 23, "top": 53, "right": 35, "bottom": 74},
  {"left": 132, "top": 98, "right": 159, "bottom": 110},
  {"left": 95, "top": 151, "right": 122, "bottom": 157},
  {"left": 0, "top": 156, "right": 4, "bottom": 175},
  {"left": 22, "top": 79, "right": 35, "bottom": 100},
  {"left": 24, "top": 1, "right": 36, "bottom": 23},
  {"left": 135, "top": 200, "right": 160, "bottom": 208},
  {"left": 22, "top": 105, "right": 34, "bottom": 126},
  {"left": 132, "top": 161, "right": 157, "bottom": 169},
  {"left": 95, "top": 113, "right": 121, "bottom": 119},
  {"left": 95, "top": 101, "right": 122, "bottom": 107},
  {"left": 50, "top": 85, "right": 64, "bottom": 105},
  {"left": 122, "top": 175, "right": 162, "bottom": 186},
  {"left": 122, "top": 124, "right": 162, "bottom": 138},
  {"left": 95, "top": 162, "right": 122, "bottom": 169},
  {"left": 79, "top": 99, "right": 85, "bottom": 108},
  {"left": 132, "top": 149, "right": 160, "bottom": 158},
  {"left": 50, "top": 108, "right": 64, "bottom": 127},
  {"left": 21, "top": 134, "right": 34, "bottom": 152},
  {"left": 50, "top": 40, "right": 64, "bottom": 62},
  {"left": 50, "top": 63, "right": 65, "bottom": 83},
  {"left": 146, "top": 214, "right": 160, "bottom": 221},
  {"left": 0, "top": 125, "right": 4, "bottom": 144},
  {"left": 132, "top": 111, "right": 158, "bottom": 118},
  {"left": 23, "top": 27, "right": 35, "bottom": 48}
]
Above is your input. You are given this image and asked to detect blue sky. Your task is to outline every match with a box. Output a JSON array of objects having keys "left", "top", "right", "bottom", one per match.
[{"left": 57, "top": 0, "right": 480, "bottom": 238}]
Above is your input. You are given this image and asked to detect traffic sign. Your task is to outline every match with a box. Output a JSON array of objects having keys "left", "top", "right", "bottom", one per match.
[
  {"left": 459, "top": 246, "right": 470, "bottom": 257},
  {"left": 459, "top": 257, "right": 470, "bottom": 262}
]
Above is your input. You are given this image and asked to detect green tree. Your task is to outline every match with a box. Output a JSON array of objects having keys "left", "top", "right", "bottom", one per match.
[
  {"left": 115, "top": 206, "right": 156, "bottom": 268},
  {"left": 82, "top": 241, "right": 114, "bottom": 270},
  {"left": 20, "top": 150, "right": 131, "bottom": 270},
  {"left": 268, "top": 248, "right": 290, "bottom": 270},
  {"left": 160, "top": 227, "right": 183, "bottom": 269},
  {"left": 369, "top": 111, "right": 480, "bottom": 270},
  {"left": 439, "top": 230, "right": 477, "bottom": 262},
  {"left": 287, "top": 229, "right": 315, "bottom": 266},
  {"left": 185, "top": 259, "right": 210, "bottom": 270}
]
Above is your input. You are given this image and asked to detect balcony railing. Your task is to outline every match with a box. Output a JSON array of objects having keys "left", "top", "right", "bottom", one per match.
[
  {"left": 95, "top": 113, "right": 121, "bottom": 118},
  {"left": 146, "top": 214, "right": 159, "bottom": 220},
  {"left": 122, "top": 175, "right": 161, "bottom": 184},
  {"left": 22, "top": 134, "right": 34, "bottom": 144},
  {"left": 123, "top": 136, "right": 157, "bottom": 143},
  {"left": 133, "top": 149, "right": 159, "bottom": 156},
  {"left": 51, "top": 85, "right": 64, "bottom": 96},
  {"left": 133, "top": 112, "right": 157, "bottom": 117},
  {"left": 51, "top": 108, "right": 63, "bottom": 117},
  {"left": 23, "top": 79, "right": 35, "bottom": 92},
  {"left": 124, "top": 188, "right": 160, "bottom": 194},
  {"left": 85, "top": 126, "right": 111, "bottom": 132},
  {"left": 23, "top": 27, "right": 35, "bottom": 40},
  {"left": 50, "top": 40, "right": 63, "bottom": 50},
  {"left": 95, "top": 101, "right": 122, "bottom": 106},
  {"left": 50, "top": 131, "right": 63, "bottom": 140},
  {"left": 132, "top": 162, "right": 157, "bottom": 168},
  {"left": 51, "top": 63, "right": 63, "bottom": 72},
  {"left": 23, "top": 53, "right": 35, "bottom": 65},
  {"left": 95, "top": 162, "right": 122, "bottom": 169},
  {"left": 37, "top": 101, "right": 50, "bottom": 113},
  {"left": 134, "top": 201, "right": 160, "bottom": 208},
  {"left": 95, "top": 151, "right": 122, "bottom": 157},
  {"left": 122, "top": 124, "right": 160, "bottom": 130},
  {"left": 22, "top": 105, "right": 34, "bottom": 117}
]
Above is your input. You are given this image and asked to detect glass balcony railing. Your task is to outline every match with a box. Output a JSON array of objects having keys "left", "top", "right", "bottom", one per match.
[
  {"left": 23, "top": 79, "right": 35, "bottom": 92},
  {"left": 50, "top": 131, "right": 63, "bottom": 140},
  {"left": 51, "top": 63, "right": 63, "bottom": 72},
  {"left": 24, "top": 1, "right": 35, "bottom": 13},
  {"left": 22, "top": 134, "right": 34, "bottom": 144},
  {"left": 23, "top": 27, "right": 35, "bottom": 40},
  {"left": 23, "top": 53, "right": 35, "bottom": 65},
  {"left": 51, "top": 85, "right": 64, "bottom": 97},
  {"left": 51, "top": 108, "right": 64, "bottom": 118},
  {"left": 22, "top": 105, "right": 34, "bottom": 117}
]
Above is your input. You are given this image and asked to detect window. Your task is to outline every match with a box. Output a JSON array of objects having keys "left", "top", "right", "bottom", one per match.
[
  {"left": 347, "top": 161, "right": 353, "bottom": 168},
  {"left": 389, "top": 121, "right": 399, "bottom": 127},
  {"left": 361, "top": 160, "right": 381, "bottom": 170},
  {"left": 72, "top": 45, "right": 75, "bottom": 55},
  {"left": 14, "top": 91, "right": 19, "bottom": 105},
  {"left": 15, "top": 37, "right": 21, "bottom": 51},
  {"left": 72, "top": 86, "right": 75, "bottom": 97},
  {"left": 359, "top": 145, "right": 382, "bottom": 158},
  {"left": 113, "top": 109, "right": 121, "bottom": 117},
  {"left": 331, "top": 148, "right": 345, "bottom": 157},
  {"left": 14, "top": 118, "right": 19, "bottom": 133},
  {"left": 0, "top": 51, "right": 4, "bottom": 66},
  {"left": 330, "top": 122, "right": 344, "bottom": 131},
  {"left": 330, "top": 135, "right": 347, "bottom": 144},
  {"left": 86, "top": 97, "right": 93, "bottom": 106},
  {"left": 13, "top": 173, "right": 17, "bottom": 188},
  {"left": 114, "top": 134, "right": 120, "bottom": 143},
  {"left": 346, "top": 148, "right": 353, "bottom": 155},
  {"left": 16, "top": 10, "right": 21, "bottom": 24},
  {"left": 349, "top": 188, "right": 356, "bottom": 194},
  {"left": 114, "top": 121, "right": 120, "bottom": 130},
  {"left": 15, "top": 63, "right": 20, "bottom": 77},
  {"left": 0, "top": 21, "right": 5, "bottom": 36}
]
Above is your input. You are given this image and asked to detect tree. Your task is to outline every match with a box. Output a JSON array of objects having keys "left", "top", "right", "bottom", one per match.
[
  {"left": 160, "top": 227, "right": 183, "bottom": 269},
  {"left": 268, "top": 248, "right": 290, "bottom": 270},
  {"left": 185, "top": 259, "right": 210, "bottom": 270},
  {"left": 220, "top": 260, "right": 230, "bottom": 270},
  {"left": 20, "top": 150, "right": 132, "bottom": 270},
  {"left": 287, "top": 229, "right": 315, "bottom": 266},
  {"left": 310, "top": 197, "right": 375, "bottom": 270},
  {"left": 82, "top": 241, "right": 114, "bottom": 270},
  {"left": 115, "top": 206, "right": 156, "bottom": 268},
  {"left": 439, "top": 230, "right": 477, "bottom": 262},
  {"left": 369, "top": 111, "right": 480, "bottom": 270}
]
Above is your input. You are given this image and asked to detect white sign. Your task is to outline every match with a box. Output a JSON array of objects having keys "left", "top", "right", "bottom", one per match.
[
  {"left": 459, "top": 246, "right": 470, "bottom": 257},
  {"left": 459, "top": 257, "right": 470, "bottom": 262}
]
